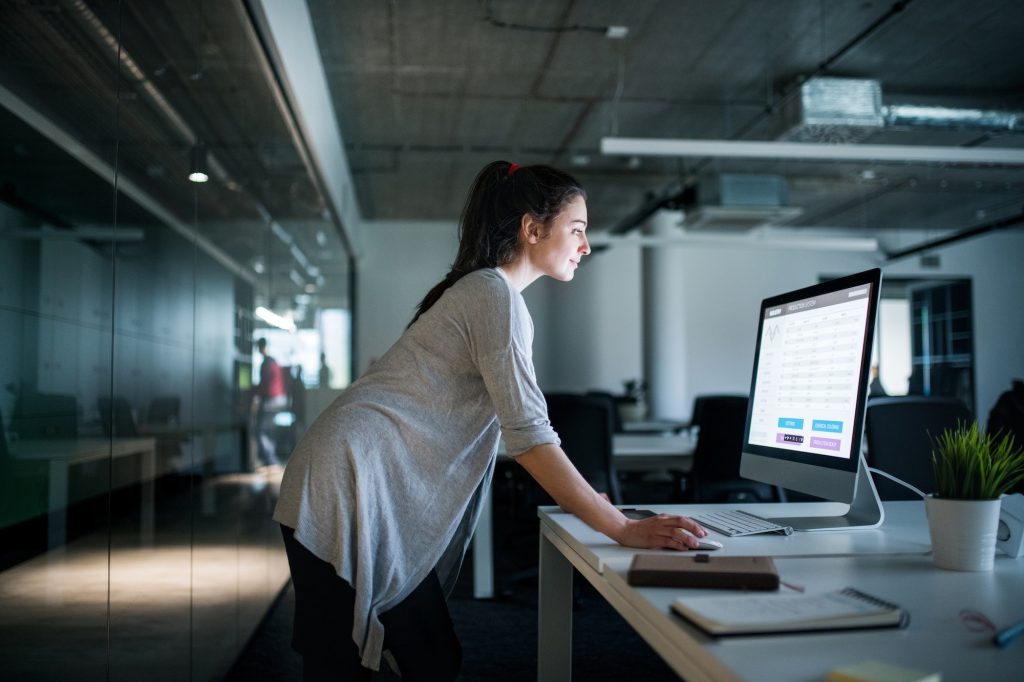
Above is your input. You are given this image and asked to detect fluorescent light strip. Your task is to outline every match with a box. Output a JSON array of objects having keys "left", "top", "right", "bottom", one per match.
[
  {"left": 255, "top": 306, "right": 296, "bottom": 332},
  {"left": 588, "top": 232, "right": 879, "bottom": 252},
  {"left": 601, "top": 137, "right": 1024, "bottom": 165}
]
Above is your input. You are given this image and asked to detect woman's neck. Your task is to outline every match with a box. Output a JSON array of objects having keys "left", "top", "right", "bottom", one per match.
[{"left": 497, "top": 260, "right": 540, "bottom": 292}]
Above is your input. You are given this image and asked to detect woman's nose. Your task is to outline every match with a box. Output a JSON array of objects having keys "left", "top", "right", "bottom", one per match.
[{"left": 580, "top": 236, "right": 591, "bottom": 256}]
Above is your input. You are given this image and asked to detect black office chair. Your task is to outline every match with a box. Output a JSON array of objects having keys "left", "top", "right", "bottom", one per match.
[
  {"left": 497, "top": 393, "right": 619, "bottom": 596},
  {"left": 12, "top": 392, "right": 78, "bottom": 439},
  {"left": 546, "top": 393, "right": 622, "bottom": 505},
  {"left": 688, "top": 393, "right": 747, "bottom": 433},
  {"left": 681, "top": 395, "right": 781, "bottom": 503},
  {"left": 98, "top": 396, "right": 140, "bottom": 437},
  {"left": 0, "top": 407, "right": 8, "bottom": 459},
  {"left": 865, "top": 396, "right": 973, "bottom": 500},
  {"left": 147, "top": 396, "right": 181, "bottom": 425},
  {"left": 585, "top": 390, "right": 625, "bottom": 433}
]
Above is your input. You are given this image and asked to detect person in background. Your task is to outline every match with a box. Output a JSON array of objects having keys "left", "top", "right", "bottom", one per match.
[
  {"left": 868, "top": 364, "right": 887, "bottom": 397},
  {"left": 317, "top": 352, "right": 331, "bottom": 388},
  {"left": 273, "top": 161, "right": 707, "bottom": 681},
  {"left": 254, "top": 337, "right": 288, "bottom": 469}
]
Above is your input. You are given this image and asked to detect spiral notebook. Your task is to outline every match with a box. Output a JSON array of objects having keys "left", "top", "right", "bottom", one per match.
[{"left": 671, "top": 587, "right": 908, "bottom": 636}]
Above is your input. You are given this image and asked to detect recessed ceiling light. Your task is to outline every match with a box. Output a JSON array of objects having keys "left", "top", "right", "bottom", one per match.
[{"left": 188, "top": 143, "right": 208, "bottom": 183}]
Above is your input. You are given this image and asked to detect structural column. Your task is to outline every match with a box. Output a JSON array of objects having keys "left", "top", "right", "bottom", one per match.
[{"left": 641, "top": 209, "right": 688, "bottom": 420}]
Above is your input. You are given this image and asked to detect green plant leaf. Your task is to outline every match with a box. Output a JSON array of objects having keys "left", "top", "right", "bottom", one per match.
[{"left": 931, "top": 421, "right": 1024, "bottom": 499}]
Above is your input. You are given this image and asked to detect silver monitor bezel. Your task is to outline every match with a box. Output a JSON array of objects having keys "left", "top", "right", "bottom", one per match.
[{"left": 739, "top": 268, "right": 882, "bottom": 504}]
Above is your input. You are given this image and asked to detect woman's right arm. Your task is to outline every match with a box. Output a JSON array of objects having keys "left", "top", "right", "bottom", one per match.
[{"left": 515, "top": 443, "right": 706, "bottom": 550}]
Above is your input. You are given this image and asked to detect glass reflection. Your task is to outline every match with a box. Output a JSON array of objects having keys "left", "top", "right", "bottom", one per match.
[{"left": 0, "top": 0, "right": 349, "bottom": 678}]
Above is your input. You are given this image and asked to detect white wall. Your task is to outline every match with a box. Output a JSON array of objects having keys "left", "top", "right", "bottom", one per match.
[
  {"left": 356, "top": 221, "right": 1024, "bottom": 427},
  {"left": 356, "top": 220, "right": 458, "bottom": 373},
  {"left": 537, "top": 241, "right": 873, "bottom": 418},
  {"left": 354, "top": 219, "right": 640, "bottom": 391},
  {"left": 534, "top": 230, "right": 1024, "bottom": 424},
  {"left": 531, "top": 245, "right": 643, "bottom": 393}
]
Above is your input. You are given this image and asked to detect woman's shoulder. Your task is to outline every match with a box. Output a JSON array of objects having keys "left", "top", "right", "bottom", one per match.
[{"left": 452, "top": 268, "right": 514, "bottom": 301}]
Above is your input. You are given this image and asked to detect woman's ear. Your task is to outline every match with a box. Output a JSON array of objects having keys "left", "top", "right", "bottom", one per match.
[{"left": 521, "top": 214, "right": 543, "bottom": 244}]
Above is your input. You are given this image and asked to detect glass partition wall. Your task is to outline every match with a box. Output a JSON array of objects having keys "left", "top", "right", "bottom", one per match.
[{"left": 0, "top": 2, "right": 351, "bottom": 678}]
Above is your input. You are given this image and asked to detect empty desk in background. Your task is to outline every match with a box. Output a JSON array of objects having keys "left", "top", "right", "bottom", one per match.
[
  {"left": 9, "top": 438, "right": 157, "bottom": 549},
  {"left": 620, "top": 419, "right": 688, "bottom": 434},
  {"left": 537, "top": 501, "right": 1022, "bottom": 681},
  {"left": 472, "top": 433, "right": 695, "bottom": 599},
  {"left": 139, "top": 421, "right": 245, "bottom": 514}
]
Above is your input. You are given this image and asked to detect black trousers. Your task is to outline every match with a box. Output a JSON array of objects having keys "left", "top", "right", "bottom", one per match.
[{"left": 280, "top": 525, "right": 461, "bottom": 681}]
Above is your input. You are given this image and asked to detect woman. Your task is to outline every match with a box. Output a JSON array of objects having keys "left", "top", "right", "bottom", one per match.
[{"left": 274, "top": 160, "right": 706, "bottom": 680}]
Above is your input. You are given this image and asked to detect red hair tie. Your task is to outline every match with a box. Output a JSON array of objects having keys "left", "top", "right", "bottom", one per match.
[{"left": 507, "top": 163, "right": 520, "bottom": 176}]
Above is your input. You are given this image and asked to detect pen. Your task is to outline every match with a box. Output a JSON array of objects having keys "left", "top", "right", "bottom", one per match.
[{"left": 993, "top": 617, "right": 1024, "bottom": 648}]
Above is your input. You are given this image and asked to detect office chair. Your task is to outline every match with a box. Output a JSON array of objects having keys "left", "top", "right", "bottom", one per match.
[
  {"left": 585, "top": 390, "right": 625, "bottom": 433},
  {"left": 689, "top": 394, "right": 747, "bottom": 433},
  {"left": 12, "top": 392, "right": 78, "bottom": 439},
  {"left": 147, "top": 396, "right": 181, "bottom": 425},
  {"left": 98, "top": 396, "right": 140, "bottom": 437},
  {"left": 0, "top": 407, "right": 8, "bottom": 459},
  {"left": 498, "top": 393, "right": 620, "bottom": 596},
  {"left": 546, "top": 393, "right": 622, "bottom": 505},
  {"left": 865, "top": 396, "right": 973, "bottom": 500},
  {"left": 681, "top": 395, "right": 781, "bottom": 503}
]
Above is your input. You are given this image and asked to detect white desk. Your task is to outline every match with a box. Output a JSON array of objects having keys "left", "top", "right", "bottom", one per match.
[
  {"left": 10, "top": 438, "right": 157, "bottom": 549},
  {"left": 621, "top": 419, "right": 687, "bottom": 433},
  {"left": 472, "top": 434, "right": 695, "bottom": 599},
  {"left": 537, "top": 501, "right": 1024, "bottom": 681}
]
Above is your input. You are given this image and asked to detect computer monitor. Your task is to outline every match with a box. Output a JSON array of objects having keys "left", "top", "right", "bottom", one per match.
[{"left": 740, "top": 268, "right": 884, "bottom": 531}]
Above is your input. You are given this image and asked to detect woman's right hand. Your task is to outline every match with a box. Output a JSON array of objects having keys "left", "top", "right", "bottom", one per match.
[{"left": 616, "top": 513, "right": 707, "bottom": 551}]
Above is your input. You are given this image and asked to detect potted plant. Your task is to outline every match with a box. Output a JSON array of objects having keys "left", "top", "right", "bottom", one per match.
[
  {"left": 618, "top": 379, "right": 648, "bottom": 423},
  {"left": 926, "top": 422, "right": 1024, "bottom": 571}
]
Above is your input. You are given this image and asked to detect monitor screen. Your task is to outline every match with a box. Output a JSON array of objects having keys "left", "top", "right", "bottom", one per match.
[{"left": 740, "top": 268, "right": 883, "bottom": 530}]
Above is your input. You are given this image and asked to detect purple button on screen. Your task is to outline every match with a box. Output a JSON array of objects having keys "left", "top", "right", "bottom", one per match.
[{"left": 810, "top": 436, "right": 841, "bottom": 451}]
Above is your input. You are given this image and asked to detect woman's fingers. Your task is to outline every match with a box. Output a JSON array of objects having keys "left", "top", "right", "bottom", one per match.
[
  {"left": 643, "top": 516, "right": 702, "bottom": 549},
  {"left": 622, "top": 514, "right": 709, "bottom": 550}
]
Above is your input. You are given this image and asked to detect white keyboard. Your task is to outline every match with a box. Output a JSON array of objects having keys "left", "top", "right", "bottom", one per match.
[{"left": 692, "top": 509, "right": 793, "bottom": 537}]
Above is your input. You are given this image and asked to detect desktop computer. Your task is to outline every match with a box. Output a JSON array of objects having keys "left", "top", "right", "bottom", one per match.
[{"left": 737, "top": 268, "right": 884, "bottom": 531}]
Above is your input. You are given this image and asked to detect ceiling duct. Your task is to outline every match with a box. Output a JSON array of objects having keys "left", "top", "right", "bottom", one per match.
[
  {"left": 684, "top": 174, "right": 802, "bottom": 232},
  {"left": 778, "top": 77, "right": 1023, "bottom": 142}
]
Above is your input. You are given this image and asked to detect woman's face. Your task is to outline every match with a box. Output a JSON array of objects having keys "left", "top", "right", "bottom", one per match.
[{"left": 526, "top": 195, "right": 590, "bottom": 282}]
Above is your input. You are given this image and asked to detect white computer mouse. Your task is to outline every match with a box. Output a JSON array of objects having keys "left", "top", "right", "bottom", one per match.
[{"left": 694, "top": 539, "right": 724, "bottom": 551}]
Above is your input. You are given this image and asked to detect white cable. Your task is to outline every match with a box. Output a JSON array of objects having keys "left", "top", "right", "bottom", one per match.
[{"left": 867, "top": 467, "right": 927, "bottom": 499}]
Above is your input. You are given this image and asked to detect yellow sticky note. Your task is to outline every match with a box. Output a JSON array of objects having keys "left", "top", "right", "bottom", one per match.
[{"left": 826, "top": 660, "right": 940, "bottom": 682}]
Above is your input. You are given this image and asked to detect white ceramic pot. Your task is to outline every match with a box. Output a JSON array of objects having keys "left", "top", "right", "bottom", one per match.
[
  {"left": 925, "top": 496, "right": 1002, "bottom": 571},
  {"left": 618, "top": 401, "right": 647, "bottom": 423}
]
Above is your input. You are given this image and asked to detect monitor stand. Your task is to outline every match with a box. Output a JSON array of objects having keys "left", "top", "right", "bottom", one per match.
[{"left": 767, "top": 453, "right": 885, "bottom": 531}]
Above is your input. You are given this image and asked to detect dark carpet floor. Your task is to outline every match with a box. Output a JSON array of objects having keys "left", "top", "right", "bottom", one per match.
[
  {"left": 226, "top": 571, "right": 681, "bottom": 682},
  {"left": 227, "top": 470, "right": 684, "bottom": 680}
]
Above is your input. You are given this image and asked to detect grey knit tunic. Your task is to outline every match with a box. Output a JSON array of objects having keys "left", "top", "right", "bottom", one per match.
[{"left": 272, "top": 268, "right": 559, "bottom": 669}]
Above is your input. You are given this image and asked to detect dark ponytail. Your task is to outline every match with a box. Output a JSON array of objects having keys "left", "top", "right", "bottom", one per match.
[{"left": 409, "top": 160, "right": 586, "bottom": 326}]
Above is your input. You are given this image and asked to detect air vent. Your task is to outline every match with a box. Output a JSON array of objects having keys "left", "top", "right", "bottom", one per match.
[
  {"left": 778, "top": 77, "right": 884, "bottom": 143},
  {"left": 685, "top": 174, "right": 801, "bottom": 232}
]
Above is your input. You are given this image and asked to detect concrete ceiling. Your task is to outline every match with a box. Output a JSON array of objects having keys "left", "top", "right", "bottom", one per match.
[
  {"left": 1, "top": 0, "right": 1023, "bottom": 297},
  {"left": 309, "top": 0, "right": 1024, "bottom": 235}
]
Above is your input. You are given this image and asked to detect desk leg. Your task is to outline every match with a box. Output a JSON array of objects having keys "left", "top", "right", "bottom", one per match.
[
  {"left": 537, "top": 530, "right": 573, "bottom": 682},
  {"left": 140, "top": 447, "right": 155, "bottom": 546},
  {"left": 202, "top": 430, "right": 216, "bottom": 516},
  {"left": 47, "top": 460, "right": 69, "bottom": 551},
  {"left": 472, "top": 485, "right": 494, "bottom": 599}
]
